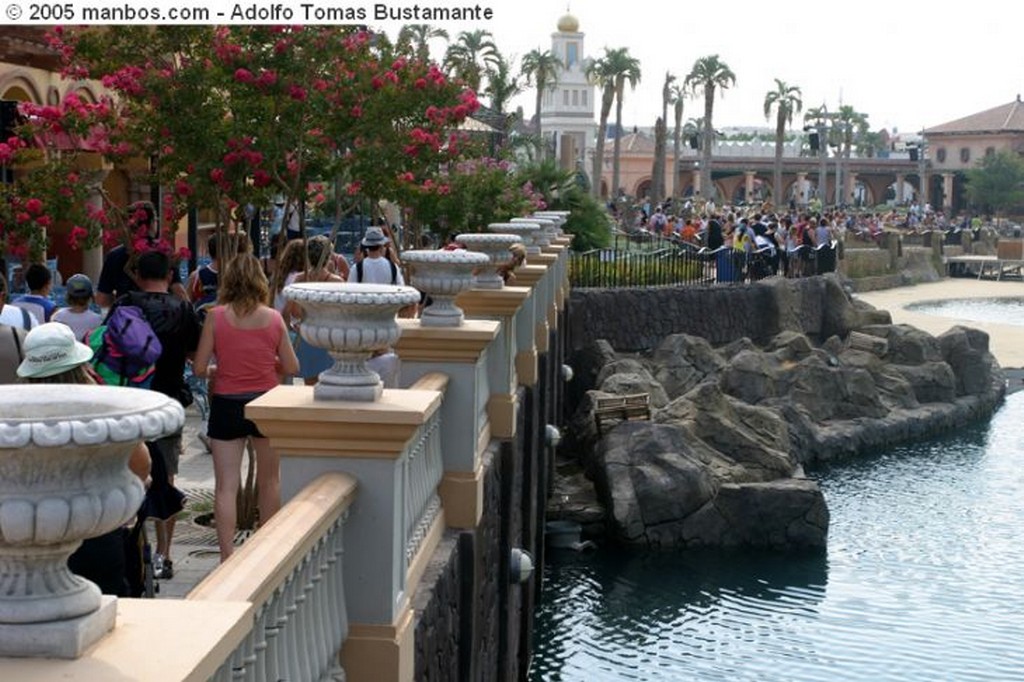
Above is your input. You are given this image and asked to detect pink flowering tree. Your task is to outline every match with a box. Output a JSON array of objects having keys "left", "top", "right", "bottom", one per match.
[
  {"left": 56, "top": 26, "right": 482, "bottom": 257},
  {"left": 0, "top": 92, "right": 141, "bottom": 264}
]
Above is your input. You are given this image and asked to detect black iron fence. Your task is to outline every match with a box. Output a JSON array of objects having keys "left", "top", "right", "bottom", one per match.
[{"left": 569, "top": 240, "right": 838, "bottom": 289}]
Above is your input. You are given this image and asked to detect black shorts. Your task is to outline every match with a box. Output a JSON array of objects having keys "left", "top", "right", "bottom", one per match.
[{"left": 208, "top": 392, "right": 267, "bottom": 440}]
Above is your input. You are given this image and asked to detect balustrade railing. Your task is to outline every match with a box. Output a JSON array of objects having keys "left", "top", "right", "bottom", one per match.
[
  {"left": 403, "top": 409, "right": 444, "bottom": 566},
  {"left": 189, "top": 473, "right": 357, "bottom": 682}
]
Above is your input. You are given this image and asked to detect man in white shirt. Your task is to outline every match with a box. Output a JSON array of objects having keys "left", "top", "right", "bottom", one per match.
[
  {"left": 0, "top": 303, "right": 38, "bottom": 329},
  {"left": 349, "top": 226, "right": 404, "bottom": 285}
]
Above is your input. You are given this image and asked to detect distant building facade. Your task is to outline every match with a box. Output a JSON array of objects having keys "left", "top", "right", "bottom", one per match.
[{"left": 539, "top": 13, "right": 596, "bottom": 180}]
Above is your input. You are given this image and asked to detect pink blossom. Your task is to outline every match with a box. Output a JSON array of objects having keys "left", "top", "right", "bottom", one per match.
[
  {"left": 174, "top": 179, "right": 193, "bottom": 196},
  {"left": 350, "top": 105, "right": 363, "bottom": 118},
  {"left": 346, "top": 181, "right": 361, "bottom": 196},
  {"left": 414, "top": 78, "right": 427, "bottom": 89},
  {"left": 25, "top": 199, "right": 43, "bottom": 216},
  {"left": 288, "top": 85, "right": 308, "bottom": 102},
  {"left": 234, "top": 68, "right": 254, "bottom": 83},
  {"left": 253, "top": 170, "right": 272, "bottom": 187}
]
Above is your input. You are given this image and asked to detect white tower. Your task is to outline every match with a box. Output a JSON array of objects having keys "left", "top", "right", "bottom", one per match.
[{"left": 540, "top": 12, "right": 595, "bottom": 179}]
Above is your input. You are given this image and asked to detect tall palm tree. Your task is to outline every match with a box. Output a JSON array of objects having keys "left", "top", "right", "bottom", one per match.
[
  {"left": 651, "top": 72, "right": 675, "bottom": 203},
  {"left": 484, "top": 52, "right": 522, "bottom": 115},
  {"left": 684, "top": 55, "right": 736, "bottom": 202},
  {"left": 669, "top": 83, "right": 686, "bottom": 199},
  {"left": 443, "top": 29, "right": 499, "bottom": 93},
  {"left": 763, "top": 79, "right": 803, "bottom": 207},
  {"left": 396, "top": 24, "right": 448, "bottom": 62},
  {"left": 836, "top": 104, "right": 869, "bottom": 159},
  {"left": 520, "top": 48, "right": 563, "bottom": 160},
  {"left": 605, "top": 48, "right": 641, "bottom": 198},
  {"left": 585, "top": 50, "right": 618, "bottom": 199}
]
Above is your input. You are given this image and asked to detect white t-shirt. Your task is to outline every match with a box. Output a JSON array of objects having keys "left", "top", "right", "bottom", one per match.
[
  {"left": 0, "top": 304, "right": 38, "bottom": 329},
  {"left": 52, "top": 307, "right": 103, "bottom": 342},
  {"left": 349, "top": 256, "right": 404, "bottom": 286}
]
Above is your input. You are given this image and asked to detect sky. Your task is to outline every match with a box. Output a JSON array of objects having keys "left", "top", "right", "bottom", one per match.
[{"left": 380, "top": 0, "right": 1024, "bottom": 135}]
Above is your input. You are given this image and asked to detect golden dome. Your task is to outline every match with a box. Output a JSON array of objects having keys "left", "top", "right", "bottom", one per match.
[{"left": 557, "top": 13, "right": 579, "bottom": 32}]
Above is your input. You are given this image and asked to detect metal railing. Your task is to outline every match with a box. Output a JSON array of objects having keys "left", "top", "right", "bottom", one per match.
[
  {"left": 189, "top": 472, "right": 357, "bottom": 682},
  {"left": 569, "top": 241, "right": 839, "bottom": 289}
]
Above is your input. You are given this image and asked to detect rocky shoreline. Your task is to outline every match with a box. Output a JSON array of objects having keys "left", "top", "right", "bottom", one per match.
[{"left": 558, "top": 277, "right": 1006, "bottom": 551}]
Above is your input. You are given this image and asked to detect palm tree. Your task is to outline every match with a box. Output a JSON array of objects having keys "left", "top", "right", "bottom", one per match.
[
  {"left": 836, "top": 104, "right": 869, "bottom": 159},
  {"left": 803, "top": 103, "right": 831, "bottom": 205},
  {"left": 669, "top": 83, "right": 686, "bottom": 199},
  {"left": 651, "top": 72, "right": 675, "bottom": 203},
  {"left": 603, "top": 48, "right": 641, "bottom": 198},
  {"left": 763, "top": 79, "right": 803, "bottom": 207},
  {"left": 484, "top": 52, "right": 522, "bottom": 115},
  {"left": 443, "top": 29, "right": 499, "bottom": 93},
  {"left": 585, "top": 50, "right": 618, "bottom": 199},
  {"left": 396, "top": 24, "right": 448, "bottom": 62},
  {"left": 684, "top": 55, "right": 736, "bottom": 202},
  {"left": 520, "top": 48, "right": 563, "bottom": 160}
]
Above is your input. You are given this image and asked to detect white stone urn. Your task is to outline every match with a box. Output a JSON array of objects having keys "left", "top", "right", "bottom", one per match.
[
  {"left": 285, "top": 282, "right": 421, "bottom": 401},
  {"left": 510, "top": 218, "right": 553, "bottom": 250},
  {"left": 403, "top": 249, "right": 491, "bottom": 327},
  {"left": 456, "top": 233, "right": 522, "bottom": 290},
  {"left": 0, "top": 384, "right": 185, "bottom": 658},
  {"left": 488, "top": 222, "right": 543, "bottom": 257},
  {"left": 533, "top": 211, "right": 569, "bottom": 235}
]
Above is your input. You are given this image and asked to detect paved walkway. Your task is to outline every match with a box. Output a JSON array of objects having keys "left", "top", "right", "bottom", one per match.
[
  {"left": 855, "top": 279, "right": 1024, "bottom": 369},
  {"left": 155, "top": 411, "right": 220, "bottom": 599}
]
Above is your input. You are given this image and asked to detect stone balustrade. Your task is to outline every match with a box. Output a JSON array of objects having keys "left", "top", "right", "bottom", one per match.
[
  {"left": 189, "top": 472, "right": 357, "bottom": 682},
  {"left": 0, "top": 216, "right": 573, "bottom": 682}
]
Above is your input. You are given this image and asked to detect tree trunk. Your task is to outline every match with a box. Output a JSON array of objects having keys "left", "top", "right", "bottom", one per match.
[
  {"left": 702, "top": 84, "right": 714, "bottom": 201},
  {"left": 774, "top": 113, "right": 785, "bottom": 206},
  {"left": 592, "top": 84, "right": 615, "bottom": 199},
  {"left": 651, "top": 117, "right": 665, "bottom": 204},
  {"left": 612, "top": 84, "right": 624, "bottom": 198},
  {"left": 672, "top": 107, "right": 683, "bottom": 200},
  {"left": 534, "top": 89, "right": 544, "bottom": 161}
]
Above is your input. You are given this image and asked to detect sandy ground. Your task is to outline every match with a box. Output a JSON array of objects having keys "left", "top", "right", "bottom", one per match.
[{"left": 854, "top": 279, "right": 1024, "bottom": 369}]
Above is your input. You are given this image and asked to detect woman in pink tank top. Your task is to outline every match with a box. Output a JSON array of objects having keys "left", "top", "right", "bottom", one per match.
[{"left": 193, "top": 253, "right": 300, "bottom": 561}]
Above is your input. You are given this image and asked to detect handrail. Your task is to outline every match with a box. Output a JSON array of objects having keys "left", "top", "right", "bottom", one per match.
[
  {"left": 189, "top": 472, "right": 357, "bottom": 682},
  {"left": 189, "top": 472, "right": 356, "bottom": 607}
]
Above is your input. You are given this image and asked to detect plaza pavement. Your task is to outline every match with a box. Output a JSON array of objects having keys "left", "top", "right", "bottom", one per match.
[{"left": 155, "top": 278, "right": 1024, "bottom": 598}]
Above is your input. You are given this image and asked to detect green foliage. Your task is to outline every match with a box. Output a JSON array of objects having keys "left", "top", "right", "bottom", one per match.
[
  {"left": 966, "top": 150, "right": 1024, "bottom": 216},
  {"left": 517, "top": 160, "right": 611, "bottom": 252}
]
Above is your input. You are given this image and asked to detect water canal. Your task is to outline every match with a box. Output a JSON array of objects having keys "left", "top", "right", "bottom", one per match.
[{"left": 531, "top": 379, "right": 1024, "bottom": 681}]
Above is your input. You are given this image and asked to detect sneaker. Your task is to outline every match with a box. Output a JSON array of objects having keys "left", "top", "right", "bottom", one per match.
[{"left": 152, "top": 553, "right": 174, "bottom": 580}]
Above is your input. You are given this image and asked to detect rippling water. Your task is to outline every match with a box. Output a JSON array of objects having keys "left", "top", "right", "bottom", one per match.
[
  {"left": 532, "top": 393, "right": 1024, "bottom": 681},
  {"left": 907, "top": 297, "right": 1024, "bottom": 327}
]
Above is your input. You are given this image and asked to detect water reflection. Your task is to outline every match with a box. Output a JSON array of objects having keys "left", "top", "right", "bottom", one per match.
[
  {"left": 906, "top": 297, "right": 1024, "bottom": 327},
  {"left": 532, "top": 394, "right": 1024, "bottom": 681}
]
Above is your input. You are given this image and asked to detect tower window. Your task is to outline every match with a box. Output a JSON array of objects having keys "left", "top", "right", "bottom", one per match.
[
  {"left": 563, "top": 89, "right": 569, "bottom": 106},
  {"left": 566, "top": 43, "right": 578, "bottom": 68}
]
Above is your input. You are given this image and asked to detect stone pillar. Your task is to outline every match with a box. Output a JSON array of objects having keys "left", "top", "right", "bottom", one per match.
[
  {"left": 943, "top": 173, "right": 954, "bottom": 213},
  {"left": 744, "top": 171, "right": 756, "bottom": 203},
  {"left": 248, "top": 386, "right": 444, "bottom": 682},
  {"left": 895, "top": 173, "right": 905, "bottom": 204},
  {"left": 692, "top": 167, "right": 701, "bottom": 195},
  {"left": 846, "top": 172, "right": 858, "bottom": 207},
  {"left": 395, "top": 320, "right": 500, "bottom": 529},
  {"left": 456, "top": 287, "right": 531, "bottom": 439},
  {"left": 796, "top": 172, "right": 808, "bottom": 207}
]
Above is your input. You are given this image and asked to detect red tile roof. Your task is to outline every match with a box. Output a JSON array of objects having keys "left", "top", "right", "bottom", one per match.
[{"left": 925, "top": 98, "right": 1024, "bottom": 135}]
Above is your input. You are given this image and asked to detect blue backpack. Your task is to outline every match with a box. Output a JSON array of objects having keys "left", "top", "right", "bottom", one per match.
[{"left": 88, "top": 305, "right": 162, "bottom": 387}]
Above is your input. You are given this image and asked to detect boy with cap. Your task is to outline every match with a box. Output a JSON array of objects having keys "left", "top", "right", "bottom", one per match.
[{"left": 52, "top": 273, "right": 103, "bottom": 342}]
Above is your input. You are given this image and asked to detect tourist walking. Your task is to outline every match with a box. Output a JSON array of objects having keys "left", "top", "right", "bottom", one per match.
[
  {"left": 192, "top": 253, "right": 299, "bottom": 561},
  {"left": 108, "top": 250, "right": 201, "bottom": 578},
  {"left": 52, "top": 274, "right": 103, "bottom": 341},
  {"left": 285, "top": 236, "right": 343, "bottom": 386}
]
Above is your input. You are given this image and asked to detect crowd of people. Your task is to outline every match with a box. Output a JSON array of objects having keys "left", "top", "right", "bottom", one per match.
[{"left": 0, "top": 201, "right": 530, "bottom": 596}]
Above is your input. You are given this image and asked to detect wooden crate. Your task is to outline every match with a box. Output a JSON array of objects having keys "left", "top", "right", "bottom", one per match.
[{"left": 998, "top": 240, "right": 1023, "bottom": 260}]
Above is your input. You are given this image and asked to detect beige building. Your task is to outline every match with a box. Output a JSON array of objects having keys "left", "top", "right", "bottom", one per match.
[{"left": 922, "top": 96, "right": 1024, "bottom": 213}]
